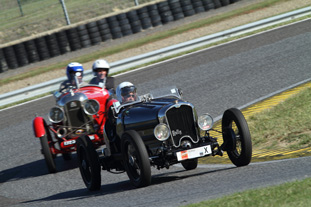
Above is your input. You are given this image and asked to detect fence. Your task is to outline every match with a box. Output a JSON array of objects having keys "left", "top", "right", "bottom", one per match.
[
  {"left": 0, "top": 0, "right": 238, "bottom": 72},
  {"left": 0, "top": 0, "right": 155, "bottom": 45}
]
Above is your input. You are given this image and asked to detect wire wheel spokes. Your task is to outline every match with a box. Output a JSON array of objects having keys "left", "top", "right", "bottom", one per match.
[
  {"left": 222, "top": 108, "right": 252, "bottom": 167},
  {"left": 79, "top": 148, "right": 92, "bottom": 183},
  {"left": 126, "top": 144, "right": 141, "bottom": 179},
  {"left": 121, "top": 130, "right": 151, "bottom": 187},
  {"left": 230, "top": 120, "right": 242, "bottom": 157}
]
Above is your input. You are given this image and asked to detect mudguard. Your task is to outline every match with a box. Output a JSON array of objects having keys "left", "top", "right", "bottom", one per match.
[{"left": 33, "top": 116, "right": 46, "bottom": 138}]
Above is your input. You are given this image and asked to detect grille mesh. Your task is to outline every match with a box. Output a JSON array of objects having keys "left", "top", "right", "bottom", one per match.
[
  {"left": 166, "top": 105, "right": 198, "bottom": 147},
  {"left": 65, "top": 101, "right": 88, "bottom": 127}
]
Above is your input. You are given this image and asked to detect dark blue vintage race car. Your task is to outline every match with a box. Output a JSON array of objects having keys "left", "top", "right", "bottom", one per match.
[{"left": 76, "top": 86, "right": 252, "bottom": 191}]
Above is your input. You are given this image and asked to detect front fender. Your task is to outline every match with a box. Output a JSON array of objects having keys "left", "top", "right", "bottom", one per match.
[{"left": 33, "top": 117, "right": 46, "bottom": 138}]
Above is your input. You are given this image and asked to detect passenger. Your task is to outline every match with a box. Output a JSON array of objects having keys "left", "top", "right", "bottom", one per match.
[
  {"left": 116, "top": 82, "right": 137, "bottom": 104},
  {"left": 59, "top": 62, "right": 86, "bottom": 92},
  {"left": 89, "top": 59, "right": 115, "bottom": 93}
]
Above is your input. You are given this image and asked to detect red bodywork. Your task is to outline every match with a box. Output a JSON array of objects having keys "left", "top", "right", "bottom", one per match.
[{"left": 33, "top": 85, "right": 117, "bottom": 155}]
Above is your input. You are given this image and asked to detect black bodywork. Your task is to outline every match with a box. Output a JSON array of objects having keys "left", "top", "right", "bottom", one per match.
[{"left": 77, "top": 87, "right": 252, "bottom": 190}]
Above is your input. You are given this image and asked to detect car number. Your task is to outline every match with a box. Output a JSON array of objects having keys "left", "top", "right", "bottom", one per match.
[
  {"left": 64, "top": 140, "right": 76, "bottom": 146},
  {"left": 176, "top": 145, "right": 212, "bottom": 161}
]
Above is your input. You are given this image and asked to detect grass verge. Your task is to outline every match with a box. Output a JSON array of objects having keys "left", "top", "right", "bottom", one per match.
[
  {"left": 184, "top": 177, "right": 311, "bottom": 207},
  {"left": 248, "top": 87, "right": 311, "bottom": 151}
]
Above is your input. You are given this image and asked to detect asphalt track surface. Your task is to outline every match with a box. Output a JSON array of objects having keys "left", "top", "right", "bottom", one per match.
[{"left": 1, "top": 19, "right": 311, "bottom": 207}]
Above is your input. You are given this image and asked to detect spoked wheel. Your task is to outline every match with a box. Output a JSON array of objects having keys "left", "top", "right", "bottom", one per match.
[
  {"left": 76, "top": 135, "right": 101, "bottom": 191},
  {"left": 121, "top": 130, "right": 151, "bottom": 187},
  {"left": 181, "top": 158, "right": 198, "bottom": 170},
  {"left": 40, "top": 124, "right": 56, "bottom": 173},
  {"left": 222, "top": 108, "right": 252, "bottom": 167}
]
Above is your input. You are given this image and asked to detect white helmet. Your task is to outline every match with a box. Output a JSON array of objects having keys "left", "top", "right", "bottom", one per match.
[
  {"left": 116, "top": 82, "right": 137, "bottom": 103},
  {"left": 92, "top": 59, "right": 110, "bottom": 74}
]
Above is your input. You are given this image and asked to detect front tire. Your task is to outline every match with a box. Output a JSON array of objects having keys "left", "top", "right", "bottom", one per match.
[
  {"left": 76, "top": 135, "right": 101, "bottom": 191},
  {"left": 181, "top": 158, "right": 198, "bottom": 170},
  {"left": 222, "top": 108, "right": 252, "bottom": 167},
  {"left": 40, "top": 125, "right": 56, "bottom": 173},
  {"left": 121, "top": 130, "right": 151, "bottom": 187}
]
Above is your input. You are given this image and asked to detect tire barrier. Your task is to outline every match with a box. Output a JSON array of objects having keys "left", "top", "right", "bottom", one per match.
[
  {"left": 181, "top": 0, "right": 196, "bottom": 17},
  {"left": 24, "top": 39, "right": 40, "bottom": 63},
  {"left": 0, "top": 0, "right": 240, "bottom": 72},
  {"left": 157, "top": 1, "right": 174, "bottom": 24},
  {"left": 147, "top": 4, "right": 163, "bottom": 27},
  {"left": 96, "top": 18, "right": 112, "bottom": 41},
  {"left": 0, "top": 48, "right": 9, "bottom": 73},
  {"left": 107, "top": 15, "right": 123, "bottom": 39},
  {"left": 126, "top": 10, "right": 142, "bottom": 34},
  {"left": 55, "top": 30, "right": 71, "bottom": 55}
]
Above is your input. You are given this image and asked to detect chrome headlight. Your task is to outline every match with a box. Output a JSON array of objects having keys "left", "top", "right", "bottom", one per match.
[
  {"left": 198, "top": 113, "right": 214, "bottom": 131},
  {"left": 48, "top": 106, "right": 64, "bottom": 123},
  {"left": 154, "top": 123, "right": 170, "bottom": 141},
  {"left": 83, "top": 99, "right": 100, "bottom": 115}
]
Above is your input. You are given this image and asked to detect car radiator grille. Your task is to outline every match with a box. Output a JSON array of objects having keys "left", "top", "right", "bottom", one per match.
[
  {"left": 65, "top": 101, "right": 88, "bottom": 128},
  {"left": 166, "top": 105, "right": 198, "bottom": 147}
]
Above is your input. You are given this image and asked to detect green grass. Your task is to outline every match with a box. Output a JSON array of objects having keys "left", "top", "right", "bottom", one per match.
[
  {"left": 248, "top": 87, "right": 311, "bottom": 150},
  {"left": 0, "top": 0, "right": 154, "bottom": 44},
  {"left": 184, "top": 177, "right": 311, "bottom": 207}
]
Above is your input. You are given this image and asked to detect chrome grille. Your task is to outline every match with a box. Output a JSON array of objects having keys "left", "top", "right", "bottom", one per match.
[
  {"left": 65, "top": 101, "right": 89, "bottom": 127},
  {"left": 166, "top": 104, "right": 198, "bottom": 147}
]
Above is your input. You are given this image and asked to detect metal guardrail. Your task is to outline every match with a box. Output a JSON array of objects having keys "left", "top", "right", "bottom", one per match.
[{"left": 0, "top": 7, "right": 310, "bottom": 107}]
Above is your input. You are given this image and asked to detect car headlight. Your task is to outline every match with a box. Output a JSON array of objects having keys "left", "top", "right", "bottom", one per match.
[
  {"left": 83, "top": 99, "right": 100, "bottom": 115},
  {"left": 154, "top": 124, "right": 170, "bottom": 141},
  {"left": 198, "top": 114, "right": 214, "bottom": 131},
  {"left": 48, "top": 107, "right": 64, "bottom": 123}
]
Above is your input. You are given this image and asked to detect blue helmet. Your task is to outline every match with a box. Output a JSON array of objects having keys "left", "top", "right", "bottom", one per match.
[{"left": 66, "top": 62, "right": 84, "bottom": 81}]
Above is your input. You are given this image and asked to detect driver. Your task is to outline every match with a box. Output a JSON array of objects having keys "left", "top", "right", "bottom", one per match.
[
  {"left": 116, "top": 82, "right": 137, "bottom": 104},
  {"left": 59, "top": 62, "right": 86, "bottom": 91},
  {"left": 89, "top": 59, "right": 115, "bottom": 93}
]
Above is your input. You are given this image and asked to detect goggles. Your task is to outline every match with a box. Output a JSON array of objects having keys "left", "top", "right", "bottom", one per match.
[{"left": 121, "top": 86, "right": 136, "bottom": 96}]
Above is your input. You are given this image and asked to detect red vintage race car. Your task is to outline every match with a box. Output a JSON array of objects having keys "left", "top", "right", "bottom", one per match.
[{"left": 33, "top": 83, "right": 116, "bottom": 173}]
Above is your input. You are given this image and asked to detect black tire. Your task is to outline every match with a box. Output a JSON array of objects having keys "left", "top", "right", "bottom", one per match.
[
  {"left": 180, "top": 0, "right": 192, "bottom": 6},
  {"left": 13, "top": 43, "right": 29, "bottom": 67},
  {"left": 45, "top": 34, "right": 61, "bottom": 57},
  {"left": 181, "top": 158, "right": 198, "bottom": 170},
  {"left": 202, "top": 0, "right": 215, "bottom": 10},
  {"left": 3, "top": 46, "right": 18, "bottom": 69},
  {"left": 62, "top": 152, "right": 72, "bottom": 160},
  {"left": 35, "top": 37, "right": 50, "bottom": 60},
  {"left": 66, "top": 28, "right": 81, "bottom": 51},
  {"left": 222, "top": 108, "right": 252, "bottom": 167},
  {"left": 76, "top": 135, "right": 101, "bottom": 191},
  {"left": 121, "top": 130, "right": 151, "bottom": 187},
  {"left": 24, "top": 40, "right": 40, "bottom": 63},
  {"left": 55, "top": 31, "right": 70, "bottom": 54},
  {"left": 40, "top": 124, "right": 56, "bottom": 173},
  {"left": 220, "top": 0, "right": 230, "bottom": 6},
  {"left": 101, "top": 33, "right": 112, "bottom": 41},
  {"left": 0, "top": 49, "right": 9, "bottom": 73},
  {"left": 212, "top": 0, "right": 222, "bottom": 8}
]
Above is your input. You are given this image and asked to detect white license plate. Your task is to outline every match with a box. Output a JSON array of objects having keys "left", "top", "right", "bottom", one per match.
[{"left": 176, "top": 145, "right": 212, "bottom": 161}]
